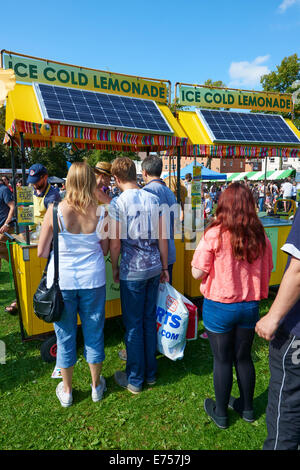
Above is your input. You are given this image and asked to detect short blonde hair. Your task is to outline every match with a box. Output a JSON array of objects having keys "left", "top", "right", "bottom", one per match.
[
  {"left": 111, "top": 157, "right": 136, "bottom": 182},
  {"left": 66, "top": 162, "right": 97, "bottom": 214}
]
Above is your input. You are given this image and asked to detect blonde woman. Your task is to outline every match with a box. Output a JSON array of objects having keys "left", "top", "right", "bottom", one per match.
[{"left": 38, "top": 162, "right": 109, "bottom": 407}]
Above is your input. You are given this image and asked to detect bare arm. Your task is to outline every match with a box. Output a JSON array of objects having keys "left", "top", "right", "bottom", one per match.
[
  {"left": 109, "top": 218, "right": 121, "bottom": 283},
  {"left": 191, "top": 267, "right": 207, "bottom": 280},
  {"left": 0, "top": 201, "right": 14, "bottom": 234},
  {"left": 255, "top": 256, "right": 300, "bottom": 341},
  {"left": 100, "top": 210, "right": 109, "bottom": 256},
  {"left": 158, "top": 215, "right": 169, "bottom": 283},
  {"left": 37, "top": 205, "right": 53, "bottom": 258}
]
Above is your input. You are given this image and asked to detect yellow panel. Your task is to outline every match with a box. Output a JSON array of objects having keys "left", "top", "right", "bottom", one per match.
[
  {"left": 172, "top": 237, "right": 185, "bottom": 293},
  {"left": 177, "top": 110, "right": 212, "bottom": 145},
  {"left": 269, "top": 225, "right": 291, "bottom": 286},
  {"left": 6, "top": 83, "right": 43, "bottom": 131},
  {"left": 285, "top": 118, "right": 300, "bottom": 141},
  {"left": 158, "top": 105, "right": 188, "bottom": 139}
]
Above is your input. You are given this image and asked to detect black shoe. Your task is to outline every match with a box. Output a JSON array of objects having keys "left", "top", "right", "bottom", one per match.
[
  {"left": 204, "top": 398, "right": 228, "bottom": 429},
  {"left": 228, "top": 396, "right": 255, "bottom": 423}
]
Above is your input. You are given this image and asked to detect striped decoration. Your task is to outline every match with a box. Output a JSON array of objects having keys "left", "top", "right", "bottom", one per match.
[
  {"left": 3, "top": 119, "right": 187, "bottom": 149},
  {"left": 164, "top": 144, "right": 300, "bottom": 159},
  {"left": 4, "top": 120, "right": 300, "bottom": 158}
]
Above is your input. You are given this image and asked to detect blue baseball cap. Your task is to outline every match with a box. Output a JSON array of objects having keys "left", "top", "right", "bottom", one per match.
[{"left": 27, "top": 164, "right": 48, "bottom": 184}]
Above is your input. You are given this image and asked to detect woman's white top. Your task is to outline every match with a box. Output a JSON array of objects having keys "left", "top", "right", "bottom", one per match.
[{"left": 46, "top": 205, "right": 106, "bottom": 290}]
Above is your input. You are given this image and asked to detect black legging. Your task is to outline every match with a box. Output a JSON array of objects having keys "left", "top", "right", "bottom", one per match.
[{"left": 206, "top": 327, "right": 256, "bottom": 417}]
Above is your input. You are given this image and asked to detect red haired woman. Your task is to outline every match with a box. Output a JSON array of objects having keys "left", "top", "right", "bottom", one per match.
[{"left": 191, "top": 182, "right": 273, "bottom": 429}]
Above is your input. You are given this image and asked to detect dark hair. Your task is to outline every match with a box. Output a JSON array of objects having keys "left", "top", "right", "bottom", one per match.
[{"left": 141, "top": 155, "right": 162, "bottom": 177}]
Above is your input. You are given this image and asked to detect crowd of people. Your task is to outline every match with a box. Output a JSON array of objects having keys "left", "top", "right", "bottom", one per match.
[
  {"left": 183, "top": 175, "right": 298, "bottom": 220},
  {"left": 1, "top": 158, "right": 300, "bottom": 450}
]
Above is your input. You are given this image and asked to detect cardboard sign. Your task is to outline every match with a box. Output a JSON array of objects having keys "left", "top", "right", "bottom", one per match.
[
  {"left": 17, "top": 205, "right": 35, "bottom": 226},
  {"left": 17, "top": 186, "right": 33, "bottom": 206}
]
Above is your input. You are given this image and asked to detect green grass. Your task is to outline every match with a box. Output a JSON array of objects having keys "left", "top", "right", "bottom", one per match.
[{"left": 0, "top": 261, "right": 273, "bottom": 450}]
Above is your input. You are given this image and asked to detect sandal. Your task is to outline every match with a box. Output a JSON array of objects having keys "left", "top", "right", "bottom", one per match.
[{"left": 5, "top": 300, "right": 18, "bottom": 315}]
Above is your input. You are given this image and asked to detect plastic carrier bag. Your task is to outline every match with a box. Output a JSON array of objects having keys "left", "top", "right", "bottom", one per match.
[
  {"left": 156, "top": 283, "right": 198, "bottom": 361},
  {"left": 182, "top": 294, "right": 198, "bottom": 341}
]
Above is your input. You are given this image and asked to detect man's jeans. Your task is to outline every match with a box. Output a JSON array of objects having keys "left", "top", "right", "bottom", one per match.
[
  {"left": 120, "top": 275, "right": 161, "bottom": 389},
  {"left": 259, "top": 197, "right": 264, "bottom": 212}
]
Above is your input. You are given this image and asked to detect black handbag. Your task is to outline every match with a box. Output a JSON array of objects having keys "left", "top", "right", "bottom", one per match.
[{"left": 33, "top": 202, "right": 64, "bottom": 323}]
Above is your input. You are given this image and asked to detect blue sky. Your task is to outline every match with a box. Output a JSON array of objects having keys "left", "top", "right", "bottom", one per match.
[{"left": 1, "top": 0, "right": 299, "bottom": 97}]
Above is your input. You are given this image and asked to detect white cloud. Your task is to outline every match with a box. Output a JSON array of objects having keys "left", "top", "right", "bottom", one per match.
[
  {"left": 278, "top": 0, "right": 300, "bottom": 13},
  {"left": 228, "top": 56, "right": 271, "bottom": 89}
]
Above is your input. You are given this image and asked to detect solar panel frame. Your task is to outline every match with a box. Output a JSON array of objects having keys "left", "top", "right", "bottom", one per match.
[
  {"left": 196, "top": 108, "right": 300, "bottom": 146},
  {"left": 34, "top": 83, "right": 174, "bottom": 136}
]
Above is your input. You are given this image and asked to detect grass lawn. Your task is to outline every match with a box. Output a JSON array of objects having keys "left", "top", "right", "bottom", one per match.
[{"left": 0, "top": 260, "right": 273, "bottom": 451}]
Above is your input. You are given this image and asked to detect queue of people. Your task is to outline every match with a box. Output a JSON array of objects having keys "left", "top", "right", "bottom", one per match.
[
  {"left": 34, "top": 161, "right": 300, "bottom": 449},
  {"left": 2, "top": 156, "right": 300, "bottom": 450}
]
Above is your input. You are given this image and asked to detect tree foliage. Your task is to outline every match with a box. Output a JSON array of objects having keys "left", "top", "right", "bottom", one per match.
[
  {"left": 260, "top": 53, "right": 300, "bottom": 127},
  {"left": 84, "top": 149, "right": 139, "bottom": 167}
]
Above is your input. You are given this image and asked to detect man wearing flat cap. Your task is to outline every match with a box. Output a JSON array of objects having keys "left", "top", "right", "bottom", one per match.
[
  {"left": 27, "top": 164, "right": 61, "bottom": 225},
  {"left": 93, "top": 161, "right": 112, "bottom": 205}
]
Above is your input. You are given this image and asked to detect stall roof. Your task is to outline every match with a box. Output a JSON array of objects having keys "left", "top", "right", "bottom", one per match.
[
  {"left": 226, "top": 169, "right": 295, "bottom": 181},
  {"left": 4, "top": 83, "right": 188, "bottom": 152},
  {"left": 170, "top": 110, "right": 300, "bottom": 159}
]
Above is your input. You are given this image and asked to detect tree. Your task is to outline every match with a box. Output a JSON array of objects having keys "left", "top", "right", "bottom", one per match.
[
  {"left": 28, "top": 144, "right": 69, "bottom": 177},
  {"left": 84, "top": 149, "right": 139, "bottom": 168},
  {"left": 260, "top": 53, "right": 300, "bottom": 127},
  {"left": 260, "top": 54, "right": 300, "bottom": 169}
]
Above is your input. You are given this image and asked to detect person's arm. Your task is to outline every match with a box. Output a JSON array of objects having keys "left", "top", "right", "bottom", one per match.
[
  {"left": 255, "top": 256, "right": 300, "bottom": 341},
  {"left": 109, "top": 218, "right": 121, "bottom": 284},
  {"left": 158, "top": 214, "right": 169, "bottom": 283},
  {"left": 191, "top": 266, "right": 207, "bottom": 280},
  {"left": 37, "top": 205, "right": 54, "bottom": 258},
  {"left": 96, "top": 188, "right": 112, "bottom": 205},
  {"left": 98, "top": 209, "right": 109, "bottom": 256},
  {"left": 0, "top": 201, "right": 14, "bottom": 233}
]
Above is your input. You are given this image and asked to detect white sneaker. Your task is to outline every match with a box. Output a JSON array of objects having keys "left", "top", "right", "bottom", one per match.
[
  {"left": 56, "top": 381, "right": 73, "bottom": 408},
  {"left": 91, "top": 376, "right": 107, "bottom": 402}
]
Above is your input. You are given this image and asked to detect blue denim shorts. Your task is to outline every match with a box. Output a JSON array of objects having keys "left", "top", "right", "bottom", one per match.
[
  {"left": 202, "top": 298, "right": 259, "bottom": 334},
  {"left": 54, "top": 285, "right": 106, "bottom": 368}
]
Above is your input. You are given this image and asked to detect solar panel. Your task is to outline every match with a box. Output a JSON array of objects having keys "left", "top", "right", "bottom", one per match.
[
  {"left": 196, "top": 109, "right": 300, "bottom": 145},
  {"left": 34, "top": 83, "right": 173, "bottom": 135}
]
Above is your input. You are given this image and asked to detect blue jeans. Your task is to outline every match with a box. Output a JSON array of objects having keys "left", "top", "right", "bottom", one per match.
[
  {"left": 54, "top": 286, "right": 106, "bottom": 368},
  {"left": 259, "top": 197, "right": 264, "bottom": 212},
  {"left": 120, "top": 275, "right": 161, "bottom": 388}
]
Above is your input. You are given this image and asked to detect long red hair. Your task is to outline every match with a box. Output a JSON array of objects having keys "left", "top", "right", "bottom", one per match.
[{"left": 206, "top": 182, "right": 266, "bottom": 263}]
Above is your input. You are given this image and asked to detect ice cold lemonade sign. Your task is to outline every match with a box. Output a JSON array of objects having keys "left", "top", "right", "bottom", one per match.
[
  {"left": 4, "top": 54, "right": 168, "bottom": 103},
  {"left": 179, "top": 85, "right": 292, "bottom": 113}
]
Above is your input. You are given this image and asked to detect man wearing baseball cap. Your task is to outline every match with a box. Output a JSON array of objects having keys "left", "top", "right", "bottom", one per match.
[
  {"left": 27, "top": 164, "right": 61, "bottom": 225},
  {"left": 93, "top": 161, "right": 112, "bottom": 205}
]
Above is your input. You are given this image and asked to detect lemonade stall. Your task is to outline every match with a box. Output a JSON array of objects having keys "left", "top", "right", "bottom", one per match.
[
  {"left": 169, "top": 82, "right": 300, "bottom": 298},
  {"left": 1, "top": 50, "right": 188, "bottom": 360}
]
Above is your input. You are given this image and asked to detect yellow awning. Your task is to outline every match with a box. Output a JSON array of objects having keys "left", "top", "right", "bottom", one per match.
[
  {"left": 176, "top": 110, "right": 300, "bottom": 148},
  {"left": 5, "top": 83, "right": 188, "bottom": 151},
  {"left": 6, "top": 83, "right": 43, "bottom": 129}
]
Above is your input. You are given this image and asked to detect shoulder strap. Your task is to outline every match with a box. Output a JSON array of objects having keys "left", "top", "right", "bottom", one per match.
[{"left": 52, "top": 202, "right": 59, "bottom": 284}]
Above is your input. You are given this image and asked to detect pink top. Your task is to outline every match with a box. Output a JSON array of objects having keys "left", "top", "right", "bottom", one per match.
[{"left": 191, "top": 226, "right": 273, "bottom": 303}]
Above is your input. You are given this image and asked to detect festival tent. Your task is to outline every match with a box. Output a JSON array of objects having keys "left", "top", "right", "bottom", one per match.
[
  {"left": 48, "top": 176, "right": 65, "bottom": 184},
  {"left": 162, "top": 161, "right": 227, "bottom": 180},
  {"left": 226, "top": 169, "right": 295, "bottom": 182}
]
